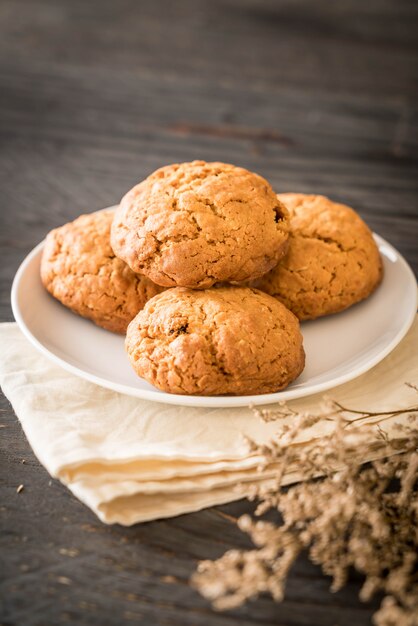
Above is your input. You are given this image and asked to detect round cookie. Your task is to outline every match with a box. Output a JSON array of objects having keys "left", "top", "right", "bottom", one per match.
[
  {"left": 125, "top": 287, "right": 305, "bottom": 396},
  {"left": 41, "top": 210, "right": 164, "bottom": 333},
  {"left": 111, "top": 161, "right": 289, "bottom": 289},
  {"left": 254, "top": 193, "right": 383, "bottom": 320}
]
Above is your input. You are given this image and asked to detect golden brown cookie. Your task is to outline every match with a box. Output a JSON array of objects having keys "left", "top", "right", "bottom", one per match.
[
  {"left": 111, "top": 161, "right": 289, "bottom": 289},
  {"left": 254, "top": 193, "right": 383, "bottom": 320},
  {"left": 125, "top": 287, "right": 305, "bottom": 396},
  {"left": 41, "top": 210, "right": 164, "bottom": 333}
]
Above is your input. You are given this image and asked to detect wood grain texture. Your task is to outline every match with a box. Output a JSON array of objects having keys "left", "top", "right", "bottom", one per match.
[{"left": 0, "top": 0, "right": 417, "bottom": 624}]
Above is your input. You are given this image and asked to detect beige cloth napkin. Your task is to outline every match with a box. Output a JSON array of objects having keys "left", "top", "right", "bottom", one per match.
[{"left": 1, "top": 319, "right": 417, "bottom": 525}]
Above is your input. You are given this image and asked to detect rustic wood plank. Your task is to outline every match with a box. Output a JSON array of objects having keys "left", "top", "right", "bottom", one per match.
[{"left": 0, "top": 0, "right": 417, "bottom": 624}]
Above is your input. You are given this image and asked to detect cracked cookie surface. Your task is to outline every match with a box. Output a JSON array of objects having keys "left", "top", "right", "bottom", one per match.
[
  {"left": 254, "top": 193, "right": 383, "bottom": 320},
  {"left": 111, "top": 161, "right": 289, "bottom": 288},
  {"left": 41, "top": 210, "right": 165, "bottom": 333},
  {"left": 125, "top": 287, "right": 305, "bottom": 396}
]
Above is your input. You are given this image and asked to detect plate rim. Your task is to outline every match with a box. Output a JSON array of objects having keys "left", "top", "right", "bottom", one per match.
[{"left": 11, "top": 233, "right": 417, "bottom": 408}]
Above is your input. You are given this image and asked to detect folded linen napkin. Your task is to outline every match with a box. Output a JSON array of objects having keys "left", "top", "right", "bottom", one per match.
[{"left": 1, "top": 319, "right": 417, "bottom": 525}]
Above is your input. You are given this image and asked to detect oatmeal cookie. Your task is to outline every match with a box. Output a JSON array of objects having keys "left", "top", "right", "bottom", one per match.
[
  {"left": 41, "top": 209, "right": 164, "bottom": 333},
  {"left": 111, "top": 161, "right": 289, "bottom": 288},
  {"left": 254, "top": 193, "right": 383, "bottom": 320},
  {"left": 125, "top": 286, "right": 305, "bottom": 396}
]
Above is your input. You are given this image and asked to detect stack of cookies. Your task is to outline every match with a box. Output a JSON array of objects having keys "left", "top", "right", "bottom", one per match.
[{"left": 41, "top": 161, "right": 382, "bottom": 396}]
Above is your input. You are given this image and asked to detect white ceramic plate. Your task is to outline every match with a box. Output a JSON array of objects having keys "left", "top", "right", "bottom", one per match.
[{"left": 11, "top": 230, "right": 417, "bottom": 408}]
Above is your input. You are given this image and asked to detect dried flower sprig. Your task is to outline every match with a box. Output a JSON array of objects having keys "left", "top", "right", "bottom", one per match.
[{"left": 192, "top": 387, "right": 418, "bottom": 626}]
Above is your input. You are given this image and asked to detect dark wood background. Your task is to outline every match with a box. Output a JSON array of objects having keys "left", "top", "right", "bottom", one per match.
[{"left": 1, "top": 1, "right": 417, "bottom": 625}]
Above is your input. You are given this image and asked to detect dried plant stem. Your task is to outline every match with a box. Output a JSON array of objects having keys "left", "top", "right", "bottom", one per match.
[
  {"left": 192, "top": 389, "right": 418, "bottom": 626},
  {"left": 333, "top": 401, "right": 418, "bottom": 420}
]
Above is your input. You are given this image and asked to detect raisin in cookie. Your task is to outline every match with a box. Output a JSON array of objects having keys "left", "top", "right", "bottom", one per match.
[
  {"left": 125, "top": 287, "right": 305, "bottom": 396},
  {"left": 41, "top": 209, "right": 164, "bottom": 333},
  {"left": 111, "top": 161, "right": 289, "bottom": 289},
  {"left": 254, "top": 193, "right": 383, "bottom": 320}
]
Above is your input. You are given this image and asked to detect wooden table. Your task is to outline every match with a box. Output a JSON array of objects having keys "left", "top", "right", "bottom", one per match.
[{"left": 1, "top": 1, "right": 417, "bottom": 624}]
